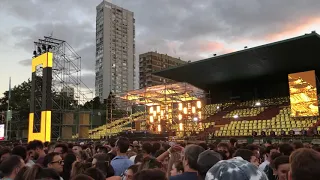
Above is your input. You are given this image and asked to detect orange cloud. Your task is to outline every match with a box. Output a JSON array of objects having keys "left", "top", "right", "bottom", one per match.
[
  {"left": 265, "top": 17, "right": 320, "bottom": 42},
  {"left": 201, "top": 41, "right": 225, "bottom": 52}
]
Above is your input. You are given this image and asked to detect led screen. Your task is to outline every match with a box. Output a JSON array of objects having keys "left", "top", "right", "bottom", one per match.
[
  {"left": 0, "top": 124, "right": 4, "bottom": 140},
  {"left": 288, "top": 70, "right": 319, "bottom": 117}
]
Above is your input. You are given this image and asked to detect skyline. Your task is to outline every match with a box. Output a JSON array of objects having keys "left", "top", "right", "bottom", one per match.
[{"left": 0, "top": 0, "right": 320, "bottom": 95}]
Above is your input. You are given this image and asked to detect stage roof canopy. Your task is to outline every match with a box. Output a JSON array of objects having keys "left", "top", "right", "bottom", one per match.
[{"left": 154, "top": 32, "right": 320, "bottom": 89}]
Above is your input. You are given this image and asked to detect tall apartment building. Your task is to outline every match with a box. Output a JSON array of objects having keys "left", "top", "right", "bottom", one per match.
[
  {"left": 139, "top": 52, "right": 186, "bottom": 88},
  {"left": 95, "top": 1, "right": 135, "bottom": 101}
]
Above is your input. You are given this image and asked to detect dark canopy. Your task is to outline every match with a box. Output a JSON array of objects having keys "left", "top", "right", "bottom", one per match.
[{"left": 154, "top": 32, "right": 320, "bottom": 90}]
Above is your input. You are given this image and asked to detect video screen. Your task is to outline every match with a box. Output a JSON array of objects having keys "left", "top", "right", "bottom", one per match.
[
  {"left": 288, "top": 70, "right": 319, "bottom": 117},
  {"left": 0, "top": 124, "right": 4, "bottom": 140}
]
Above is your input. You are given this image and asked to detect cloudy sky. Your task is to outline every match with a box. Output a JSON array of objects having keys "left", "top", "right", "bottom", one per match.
[{"left": 0, "top": 0, "right": 320, "bottom": 96}]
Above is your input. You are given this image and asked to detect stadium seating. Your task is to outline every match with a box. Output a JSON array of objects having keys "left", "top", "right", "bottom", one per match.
[{"left": 223, "top": 107, "right": 266, "bottom": 118}]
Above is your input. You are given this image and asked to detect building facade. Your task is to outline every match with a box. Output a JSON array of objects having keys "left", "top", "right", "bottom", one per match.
[
  {"left": 95, "top": 1, "right": 135, "bottom": 101},
  {"left": 139, "top": 52, "right": 186, "bottom": 88}
]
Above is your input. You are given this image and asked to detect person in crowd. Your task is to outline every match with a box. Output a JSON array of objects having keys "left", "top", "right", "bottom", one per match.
[
  {"left": 197, "top": 150, "right": 222, "bottom": 180},
  {"left": 170, "top": 144, "right": 204, "bottom": 180},
  {"left": 198, "top": 143, "right": 208, "bottom": 151},
  {"left": 264, "top": 152, "right": 282, "bottom": 180},
  {"left": 289, "top": 148, "right": 320, "bottom": 180},
  {"left": 170, "top": 161, "right": 183, "bottom": 177},
  {"left": 72, "top": 145, "right": 82, "bottom": 155},
  {"left": 233, "top": 149, "right": 259, "bottom": 167},
  {"left": 13, "top": 166, "right": 29, "bottom": 180},
  {"left": 124, "top": 165, "right": 139, "bottom": 180},
  {"left": 43, "top": 152, "right": 64, "bottom": 178},
  {"left": 205, "top": 158, "right": 268, "bottom": 180},
  {"left": 75, "top": 150, "right": 88, "bottom": 163},
  {"left": 229, "top": 138, "right": 238, "bottom": 148},
  {"left": 62, "top": 153, "right": 76, "bottom": 180},
  {"left": 245, "top": 144, "right": 260, "bottom": 159},
  {"left": 84, "top": 167, "right": 110, "bottom": 180},
  {"left": 166, "top": 150, "right": 182, "bottom": 177},
  {"left": 71, "top": 174, "right": 94, "bottom": 180},
  {"left": 134, "top": 169, "right": 167, "bottom": 180},
  {"left": 47, "top": 142, "right": 56, "bottom": 154},
  {"left": 111, "top": 137, "right": 133, "bottom": 176},
  {"left": 139, "top": 156, "right": 163, "bottom": 171},
  {"left": 0, "top": 147, "right": 11, "bottom": 163},
  {"left": 142, "top": 143, "right": 153, "bottom": 158},
  {"left": 273, "top": 156, "right": 289, "bottom": 180},
  {"left": 70, "top": 161, "right": 92, "bottom": 178},
  {"left": 0, "top": 155, "right": 25, "bottom": 180},
  {"left": 54, "top": 143, "right": 69, "bottom": 160},
  {"left": 92, "top": 153, "right": 115, "bottom": 178},
  {"left": 27, "top": 140, "right": 46, "bottom": 165},
  {"left": 217, "top": 142, "right": 231, "bottom": 159},
  {"left": 152, "top": 143, "right": 161, "bottom": 156},
  {"left": 264, "top": 140, "right": 272, "bottom": 147},
  {"left": 11, "top": 145, "right": 31, "bottom": 167},
  {"left": 279, "top": 143, "right": 293, "bottom": 156},
  {"left": 133, "top": 153, "right": 143, "bottom": 165},
  {"left": 23, "top": 164, "right": 60, "bottom": 180},
  {"left": 292, "top": 141, "right": 303, "bottom": 150},
  {"left": 259, "top": 145, "right": 278, "bottom": 171}
]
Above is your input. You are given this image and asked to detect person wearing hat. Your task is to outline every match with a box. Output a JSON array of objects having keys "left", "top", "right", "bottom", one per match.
[
  {"left": 197, "top": 150, "right": 222, "bottom": 180},
  {"left": 205, "top": 159, "right": 268, "bottom": 180}
]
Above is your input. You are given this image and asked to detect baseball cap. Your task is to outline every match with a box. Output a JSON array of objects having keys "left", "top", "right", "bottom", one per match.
[{"left": 197, "top": 150, "right": 222, "bottom": 175}]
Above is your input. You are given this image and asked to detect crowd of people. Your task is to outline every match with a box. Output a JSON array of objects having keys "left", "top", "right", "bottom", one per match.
[{"left": 0, "top": 137, "right": 319, "bottom": 180}]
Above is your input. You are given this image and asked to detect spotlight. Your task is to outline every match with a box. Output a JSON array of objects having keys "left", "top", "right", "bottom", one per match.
[
  {"left": 42, "top": 44, "right": 47, "bottom": 52},
  {"left": 233, "top": 114, "right": 239, "bottom": 119},
  {"left": 33, "top": 50, "right": 37, "bottom": 57},
  {"left": 37, "top": 46, "right": 42, "bottom": 54},
  {"left": 255, "top": 102, "right": 261, "bottom": 106},
  {"left": 193, "top": 117, "right": 198, "bottom": 122},
  {"left": 217, "top": 106, "right": 220, "bottom": 109},
  {"left": 48, "top": 45, "right": 52, "bottom": 51}
]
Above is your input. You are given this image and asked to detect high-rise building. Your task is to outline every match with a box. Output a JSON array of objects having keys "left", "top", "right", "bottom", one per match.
[
  {"left": 139, "top": 52, "right": 186, "bottom": 88},
  {"left": 95, "top": 1, "right": 135, "bottom": 101}
]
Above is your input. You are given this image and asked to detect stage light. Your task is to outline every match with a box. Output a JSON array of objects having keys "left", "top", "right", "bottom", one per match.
[
  {"left": 37, "top": 46, "right": 42, "bottom": 54},
  {"left": 149, "top": 107, "right": 154, "bottom": 114},
  {"left": 42, "top": 44, "right": 47, "bottom": 52},
  {"left": 160, "top": 110, "right": 164, "bottom": 117},
  {"left": 157, "top": 125, "right": 161, "bottom": 132},
  {"left": 233, "top": 114, "right": 239, "bottom": 119},
  {"left": 156, "top": 106, "right": 160, "bottom": 113},
  {"left": 158, "top": 116, "right": 161, "bottom": 121},
  {"left": 217, "top": 106, "right": 220, "bottom": 109},
  {"left": 48, "top": 45, "right": 52, "bottom": 51},
  {"left": 153, "top": 111, "right": 156, "bottom": 117},
  {"left": 198, "top": 111, "right": 202, "bottom": 119},
  {"left": 33, "top": 50, "right": 37, "bottom": 57},
  {"left": 197, "top": 101, "right": 201, "bottom": 108},
  {"left": 149, "top": 116, "right": 153, "bottom": 123},
  {"left": 183, "top": 107, "right": 187, "bottom": 114},
  {"left": 255, "top": 102, "right": 261, "bottom": 106},
  {"left": 178, "top": 103, "right": 183, "bottom": 111},
  {"left": 193, "top": 117, "right": 198, "bottom": 121},
  {"left": 192, "top": 106, "right": 196, "bottom": 113},
  {"left": 178, "top": 114, "right": 182, "bottom": 120},
  {"left": 179, "top": 123, "right": 183, "bottom": 131}
]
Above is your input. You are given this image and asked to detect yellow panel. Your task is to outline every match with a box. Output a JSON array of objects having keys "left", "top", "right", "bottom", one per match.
[
  {"left": 31, "top": 52, "right": 53, "bottom": 72},
  {"left": 28, "top": 111, "right": 51, "bottom": 142}
]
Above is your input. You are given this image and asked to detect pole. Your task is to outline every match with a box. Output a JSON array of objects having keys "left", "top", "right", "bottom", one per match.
[{"left": 5, "top": 77, "right": 11, "bottom": 140}]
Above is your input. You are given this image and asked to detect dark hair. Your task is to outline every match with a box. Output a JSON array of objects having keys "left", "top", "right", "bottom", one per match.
[
  {"left": 273, "top": 156, "right": 289, "bottom": 170},
  {"left": 265, "top": 145, "right": 277, "bottom": 154},
  {"left": 13, "top": 166, "right": 29, "bottom": 180},
  {"left": 12, "top": 146, "right": 27, "bottom": 161},
  {"left": 55, "top": 143, "right": 68, "bottom": 154},
  {"left": 217, "top": 142, "right": 229, "bottom": 149},
  {"left": 154, "top": 150, "right": 165, "bottom": 158},
  {"left": 233, "top": 149, "right": 254, "bottom": 162},
  {"left": 71, "top": 162, "right": 92, "bottom": 178},
  {"left": 0, "top": 155, "right": 23, "bottom": 177},
  {"left": 142, "top": 143, "right": 153, "bottom": 154},
  {"left": 128, "top": 164, "right": 139, "bottom": 174},
  {"left": 270, "top": 152, "right": 282, "bottom": 166},
  {"left": 116, "top": 137, "right": 130, "bottom": 153},
  {"left": 198, "top": 143, "right": 208, "bottom": 150},
  {"left": 97, "top": 146, "right": 108, "bottom": 154},
  {"left": 84, "top": 167, "right": 106, "bottom": 180},
  {"left": 293, "top": 141, "right": 304, "bottom": 150},
  {"left": 217, "top": 150, "right": 228, "bottom": 160},
  {"left": 62, "top": 153, "right": 77, "bottom": 180},
  {"left": 173, "top": 161, "right": 184, "bottom": 173},
  {"left": 134, "top": 153, "right": 144, "bottom": 164},
  {"left": 0, "top": 147, "right": 11, "bottom": 159},
  {"left": 245, "top": 144, "right": 260, "bottom": 151},
  {"left": 77, "top": 150, "right": 88, "bottom": 161},
  {"left": 43, "top": 152, "right": 60, "bottom": 167},
  {"left": 290, "top": 148, "right": 320, "bottom": 180},
  {"left": 230, "top": 138, "right": 238, "bottom": 146},
  {"left": 184, "top": 144, "right": 205, "bottom": 171},
  {"left": 23, "top": 164, "right": 60, "bottom": 180},
  {"left": 133, "top": 169, "right": 167, "bottom": 180},
  {"left": 71, "top": 174, "right": 94, "bottom": 180},
  {"left": 139, "top": 157, "right": 163, "bottom": 171},
  {"left": 27, "top": 140, "right": 44, "bottom": 150},
  {"left": 93, "top": 153, "right": 114, "bottom": 177},
  {"left": 279, "top": 143, "right": 293, "bottom": 156},
  {"left": 152, "top": 143, "right": 161, "bottom": 154}
]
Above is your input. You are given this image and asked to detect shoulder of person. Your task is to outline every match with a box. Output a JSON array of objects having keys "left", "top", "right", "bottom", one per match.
[{"left": 106, "top": 176, "right": 121, "bottom": 180}]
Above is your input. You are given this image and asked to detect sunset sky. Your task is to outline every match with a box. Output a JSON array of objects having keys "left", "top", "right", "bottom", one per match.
[{"left": 0, "top": 0, "right": 320, "bottom": 95}]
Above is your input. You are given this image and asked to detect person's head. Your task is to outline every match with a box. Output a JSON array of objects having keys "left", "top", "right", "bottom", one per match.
[
  {"left": 139, "top": 156, "right": 163, "bottom": 171},
  {"left": 54, "top": 143, "right": 68, "bottom": 159},
  {"left": 61, "top": 153, "right": 77, "bottom": 180},
  {"left": 245, "top": 144, "right": 260, "bottom": 158},
  {"left": 229, "top": 138, "right": 238, "bottom": 147},
  {"left": 133, "top": 169, "right": 167, "bottom": 180},
  {"left": 198, "top": 143, "right": 208, "bottom": 150},
  {"left": 289, "top": 148, "right": 320, "bottom": 180},
  {"left": 142, "top": 143, "right": 153, "bottom": 157},
  {"left": 273, "top": 156, "right": 289, "bottom": 180},
  {"left": 205, "top": 159, "right": 268, "bottom": 180},
  {"left": 72, "top": 145, "right": 82, "bottom": 154},
  {"left": 166, "top": 152, "right": 181, "bottom": 177},
  {"left": 71, "top": 174, "right": 94, "bottom": 180},
  {"left": 23, "top": 164, "right": 60, "bottom": 180},
  {"left": 134, "top": 153, "right": 144, "bottom": 164},
  {"left": 197, "top": 150, "right": 222, "bottom": 178},
  {"left": 279, "top": 143, "right": 294, "bottom": 156},
  {"left": 92, "top": 153, "right": 114, "bottom": 177},
  {"left": 13, "top": 166, "right": 29, "bottom": 180},
  {"left": 47, "top": 142, "right": 56, "bottom": 153},
  {"left": 115, "top": 137, "right": 130, "bottom": 154},
  {"left": 75, "top": 150, "right": 88, "bottom": 162},
  {"left": 0, "top": 147, "right": 11, "bottom": 162},
  {"left": 125, "top": 164, "right": 139, "bottom": 180},
  {"left": 43, "top": 152, "right": 64, "bottom": 173},
  {"left": 265, "top": 145, "right": 278, "bottom": 161},
  {"left": 217, "top": 142, "right": 231, "bottom": 158},
  {"left": 233, "top": 149, "right": 259, "bottom": 167},
  {"left": 70, "top": 161, "right": 92, "bottom": 178},
  {"left": 292, "top": 142, "right": 304, "bottom": 150},
  {"left": 0, "top": 155, "right": 25, "bottom": 179},
  {"left": 183, "top": 144, "right": 205, "bottom": 172},
  {"left": 27, "top": 140, "right": 44, "bottom": 160},
  {"left": 12, "top": 145, "right": 27, "bottom": 162},
  {"left": 97, "top": 146, "right": 108, "bottom": 154},
  {"left": 84, "top": 167, "right": 106, "bottom": 180},
  {"left": 270, "top": 152, "right": 282, "bottom": 164},
  {"left": 170, "top": 161, "right": 184, "bottom": 177},
  {"left": 152, "top": 143, "right": 161, "bottom": 154}
]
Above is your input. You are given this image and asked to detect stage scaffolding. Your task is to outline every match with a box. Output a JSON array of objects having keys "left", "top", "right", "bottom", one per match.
[
  {"left": 32, "top": 36, "right": 93, "bottom": 140},
  {"left": 119, "top": 82, "right": 210, "bottom": 137}
]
